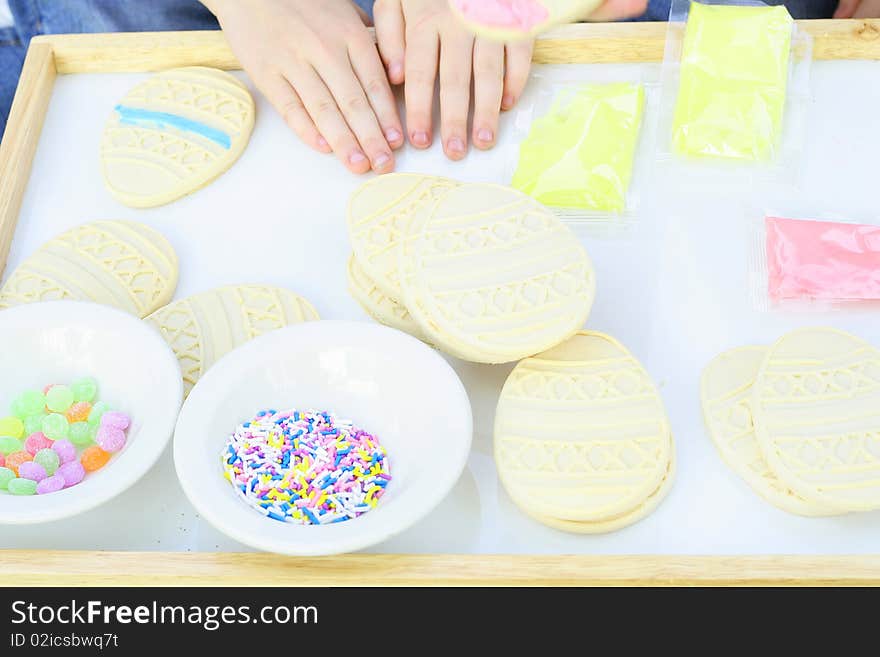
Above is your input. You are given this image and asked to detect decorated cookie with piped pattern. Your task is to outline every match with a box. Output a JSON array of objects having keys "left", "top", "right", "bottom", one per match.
[
  {"left": 449, "top": 0, "right": 603, "bottom": 42},
  {"left": 752, "top": 328, "right": 880, "bottom": 512},
  {"left": 701, "top": 346, "right": 840, "bottom": 516},
  {"left": 347, "top": 173, "right": 458, "bottom": 299},
  {"left": 346, "top": 254, "right": 424, "bottom": 340},
  {"left": 101, "top": 67, "right": 255, "bottom": 208},
  {"left": 0, "top": 220, "right": 178, "bottom": 318},
  {"left": 494, "top": 331, "right": 673, "bottom": 523},
  {"left": 399, "top": 183, "right": 595, "bottom": 364},
  {"left": 146, "top": 285, "right": 318, "bottom": 397}
]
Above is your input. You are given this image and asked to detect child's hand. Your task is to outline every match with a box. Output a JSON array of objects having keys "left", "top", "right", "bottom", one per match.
[
  {"left": 203, "top": 0, "right": 404, "bottom": 174},
  {"left": 835, "top": 0, "right": 880, "bottom": 17},
  {"left": 374, "top": 0, "right": 534, "bottom": 160}
]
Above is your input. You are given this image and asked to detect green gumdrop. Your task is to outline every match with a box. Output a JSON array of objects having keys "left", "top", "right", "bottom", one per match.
[
  {"left": 88, "top": 401, "right": 109, "bottom": 425},
  {"left": 34, "top": 449, "right": 60, "bottom": 476},
  {"left": 71, "top": 377, "right": 98, "bottom": 403},
  {"left": 23, "top": 414, "right": 46, "bottom": 436},
  {"left": 69, "top": 422, "right": 94, "bottom": 447},
  {"left": 8, "top": 477, "right": 37, "bottom": 495},
  {"left": 42, "top": 414, "right": 69, "bottom": 440},
  {"left": 0, "top": 436, "right": 23, "bottom": 456},
  {"left": 0, "top": 467, "right": 14, "bottom": 490},
  {"left": 46, "top": 385, "right": 74, "bottom": 413},
  {"left": 10, "top": 397, "right": 25, "bottom": 419},
  {"left": 16, "top": 390, "right": 46, "bottom": 418},
  {"left": 0, "top": 416, "right": 24, "bottom": 439}
]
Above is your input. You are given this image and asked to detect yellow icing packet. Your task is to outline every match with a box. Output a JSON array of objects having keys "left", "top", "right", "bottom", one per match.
[
  {"left": 672, "top": 3, "right": 793, "bottom": 161},
  {"left": 512, "top": 82, "right": 645, "bottom": 214}
]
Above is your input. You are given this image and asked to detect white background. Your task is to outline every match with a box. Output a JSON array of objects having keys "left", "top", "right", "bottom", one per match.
[{"left": 2, "top": 60, "right": 880, "bottom": 554}]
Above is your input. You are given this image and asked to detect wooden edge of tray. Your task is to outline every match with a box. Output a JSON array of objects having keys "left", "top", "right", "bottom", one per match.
[
  {"left": 2, "top": 22, "right": 880, "bottom": 587},
  {"left": 2, "top": 551, "right": 880, "bottom": 586}
]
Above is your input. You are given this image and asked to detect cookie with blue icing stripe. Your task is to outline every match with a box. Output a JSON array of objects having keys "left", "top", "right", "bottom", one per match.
[{"left": 100, "top": 67, "right": 255, "bottom": 208}]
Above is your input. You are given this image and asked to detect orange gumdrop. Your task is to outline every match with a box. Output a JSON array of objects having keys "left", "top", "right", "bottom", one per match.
[
  {"left": 5, "top": 450, "right": 33, "bottom": 475},
  {"left": 66, "top": 401, "right": 92, "bottom": 423},
  {"left": 81, "top": 446, "right": 110, "bottom": 472}
]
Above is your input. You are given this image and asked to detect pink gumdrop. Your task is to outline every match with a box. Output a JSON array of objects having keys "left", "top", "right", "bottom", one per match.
[
  {"left": 36, "top": 475, "right": 65, "bottom": 494},
  {"left": 18, "top": 461, "right": 47, "bottom": 482},
  {"left": 100, "top": 411, "right": 130, "bottom": 431},
  {"left": 52, "top": 439, "right": 77, "bottom": 464},
  {"left": 24, "top": 432, "right": 53, "bottom": 456},
  {"left": 57, "top": 461, "right": 85, "bottom": 487},
  {"left": 96, "top": 425, "right": 126, "bottom": 453},
  {"left": 0, "top": 454, "right": 4, "bottom": 468}
]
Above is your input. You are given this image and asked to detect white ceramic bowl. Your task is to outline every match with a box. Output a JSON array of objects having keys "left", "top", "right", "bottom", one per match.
[
  {"left": 174, "top": 320, "right": 473, "bottom": 556},
  {"left": 0, "top": 301, "right": 183, "bottom": 523}
]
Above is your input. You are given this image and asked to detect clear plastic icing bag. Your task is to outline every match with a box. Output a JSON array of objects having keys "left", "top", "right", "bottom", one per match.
[
  {"left": 766, "top": 216, "right": 880, "bottom": 302},
  {"left": 512, "top": 82, "right": 645, "bottom": 214},
  {"left": 672, "top": 3, "right": 793, "bottom": 161}
]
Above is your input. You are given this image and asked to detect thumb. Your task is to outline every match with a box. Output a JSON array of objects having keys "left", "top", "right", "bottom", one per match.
[{"left": 834, "top": 0, "right": 861, "bottom": 18}]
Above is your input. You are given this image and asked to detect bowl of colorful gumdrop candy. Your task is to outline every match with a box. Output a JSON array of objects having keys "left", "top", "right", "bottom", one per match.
[{"left": 0, "top": 301, "right": 182, "bottom": 524}]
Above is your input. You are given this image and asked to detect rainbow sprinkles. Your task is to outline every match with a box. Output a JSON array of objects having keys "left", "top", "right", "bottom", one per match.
[
  {"left": 221, "top": 409, "right": 391, "bottom": 525},
  {"left": 114, "top": 104, "right": 232, "bottom": 149}
]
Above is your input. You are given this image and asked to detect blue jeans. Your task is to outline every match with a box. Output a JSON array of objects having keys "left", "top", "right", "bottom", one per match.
[{"left": 0, "top": 0, "right": 840, "bottom": 141}]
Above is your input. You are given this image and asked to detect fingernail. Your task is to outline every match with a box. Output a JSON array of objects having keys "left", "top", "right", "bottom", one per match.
[
  {"left": 477, "top": 128, "right": 494, "bottom": 143},
  {"left": 412, "top": 131, "right": 430, "bottom": 147},
  {"left": 448, "top": 137, "right": 465, "bottom": 154},
  {"left": 389, "top": 62, "right": 403, "bottom": 81},
  {"left": 385, "top": 128, "right": 402, "bottom": 143},
  {"left": 373, "top": 152, "right": 391, "bottom": 170},
  {"left": 349, "top": 151, "right": 367, "bottom": 165},
  {"left": 317, "top": 136, "right": 329, "bottom": 150},
  {"left": 502, "top": 94, "right": 516, "bottom": 110}
]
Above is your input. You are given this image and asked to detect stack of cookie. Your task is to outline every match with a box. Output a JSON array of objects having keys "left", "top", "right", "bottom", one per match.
[
  {"left": 702, "top": 327, "right": 880, "bottom": 516},
  {"left": 494, "top": 331, "right": 676, "bottom": 533},
  {"left": 346, "top": 174, "right": 596, "bottom": 364}
]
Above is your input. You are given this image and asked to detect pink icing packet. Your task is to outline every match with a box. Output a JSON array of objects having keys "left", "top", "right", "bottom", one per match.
[
  {"left": 766, "top": 216, "right": 880, "bottom": 301},
  {"left": 452, "top": 0, "right": 549, "bottom": 31}
]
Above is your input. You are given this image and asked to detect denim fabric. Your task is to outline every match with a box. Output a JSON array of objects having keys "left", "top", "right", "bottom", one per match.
[
  {"left": 353, "top": 0, "right": 375, "bottom": 21},
  {"left": 0, "top": 0, "right": 217, "bottom": 140}
]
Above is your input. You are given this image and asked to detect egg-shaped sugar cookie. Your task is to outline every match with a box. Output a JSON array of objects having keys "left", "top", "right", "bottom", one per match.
[
  {"left": 346, "top": 254, "right": 424, "bottom": 340},
  {"left": 522, "top": 451, "right": 676, "bottom": 534},
  {"left": 495, "top": 331, "right": 673, "bottom": 522},
  {"left": 753, "top": 328, "right": 880, "bottom": 512},
  {"left": 450, "top": 0, "right": 603, "bottom": 42},
  {"left": 701, "top": 347, "right": 840, "bottom": 517},
  {"left": 347, "top": 173, "right": 457, "bottom": 298},
  {"left": 146, "top": 285, "right": 318, "bottom": 396},
  {"left": 101, "top": 67, "right": 255, "bottom": 208},
  {"left": 399, "top": 183, "right": 595, "bottom": 364},
  {"left": 0, "top": 220, "right": 178, "bottom": 317}
]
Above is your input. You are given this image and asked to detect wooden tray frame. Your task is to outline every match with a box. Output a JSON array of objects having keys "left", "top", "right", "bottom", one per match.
[{"left": 2, "top": 21, "right": 880, "bottom": 586}]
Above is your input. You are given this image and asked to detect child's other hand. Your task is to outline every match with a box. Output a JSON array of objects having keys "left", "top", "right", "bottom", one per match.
[
  {"left": 585, "top": 0, "right": 649, "bottom": 21},
  {"left": 203, "top": 0, "right": 404, "bottom": 174},
  {"left": 834, "top": 0, "right": 880, "bottom": 17},
  {"left": 374, "top": 0, "right": 534, "bottom": 160}
]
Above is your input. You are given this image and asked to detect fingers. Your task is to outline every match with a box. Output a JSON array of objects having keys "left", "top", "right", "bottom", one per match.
[
  {"left": 502, "top": 40, "right": 533, "bottom": 111},
  {"left": 833, "top": 0, "right": 860, "bottom": 17},
  {"left": 404, "top": 26, "right": 440, "bottom": 149},
  {"left": 348, "top": 33, "right": 405, "bottom": 150},
  {"left": 290, "top": 66, "right": 374, "bottom": 174},
  {"left": 318, "top": 56, "right": 396, "bottom": 173},
  {"left": 587, "top": 0, "right": 648, "bottom": 21},
  {"left": 439, "top": 31, "right": 475, "bottom": 160},
  {"left": 261, "top": 73, "right": 330, "bottom": 153},
  {"left": 374, "top": 0, "right": 406, "bottom": 84},
  {"left": 471, "top": 39, "right": 505, "bottom": 150}
]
